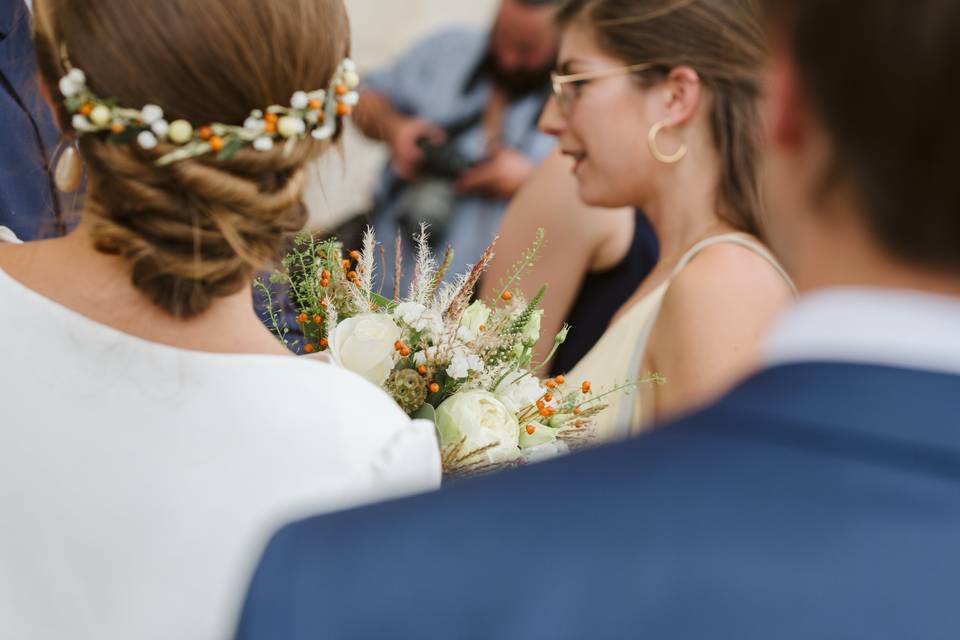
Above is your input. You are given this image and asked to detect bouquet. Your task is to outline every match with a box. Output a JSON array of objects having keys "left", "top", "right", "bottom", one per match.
[{"left": 259, "top": 226, "right": 658, "bottom": 475}]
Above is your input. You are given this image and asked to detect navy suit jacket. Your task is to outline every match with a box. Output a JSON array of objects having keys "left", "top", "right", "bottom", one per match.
[
  {"left": 0, "top": 0, "right": 64, "bottom": 240},
  {"left": 236, "top": 363, "right": 960, "bottom": 639}
]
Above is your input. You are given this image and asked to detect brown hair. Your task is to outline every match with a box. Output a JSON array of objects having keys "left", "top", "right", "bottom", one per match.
[
  {"left": 763, "top": 1, "right": 960, "bottom": 272},
  {"left": 556, "top": 0, "right": 766, "bottom": 236},
  {"left": 32, "top": 0, "right": 350, "bottom": 318}
]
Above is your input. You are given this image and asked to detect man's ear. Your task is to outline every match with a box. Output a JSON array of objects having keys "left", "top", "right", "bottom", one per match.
[{"left": 763, "top": 45, "right": 808, "bottom": 149}]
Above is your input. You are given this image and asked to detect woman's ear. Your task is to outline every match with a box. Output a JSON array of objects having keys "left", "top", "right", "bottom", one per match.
[{"left": 661, "top": 66, "right": 702, "bottom": 128}]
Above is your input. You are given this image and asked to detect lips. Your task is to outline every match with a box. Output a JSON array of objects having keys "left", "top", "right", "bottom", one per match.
[{"left": 561, "top": 149, "right": 586, "bottom": 174}]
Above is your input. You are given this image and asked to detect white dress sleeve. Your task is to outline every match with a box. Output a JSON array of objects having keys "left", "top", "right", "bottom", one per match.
[
  {"left": 318, "top": 364, "right": 443, "bottom": 505},
  {"left": 368, "top": 417, "right": 442, "bottom": 498},
  {"left": 0, "top": 226, "right": 23, "bottom": 244}
]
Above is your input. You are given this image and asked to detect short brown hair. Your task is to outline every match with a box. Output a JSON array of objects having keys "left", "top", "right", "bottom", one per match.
[
  {"left": 556, "top": 0, "right": 767, "bottom": 236},
  {"left": 764, "top": 1, "right": 960, "bottom": 271},
  {"left": 33, "top": 0, "right": 350, "bottom": 318}
]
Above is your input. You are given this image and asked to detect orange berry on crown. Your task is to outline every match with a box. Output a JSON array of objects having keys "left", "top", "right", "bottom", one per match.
[
  {"left": 394, "top": 341, "right": 404, "bottom": 351},
  {"left": 264, "top": 113, "right": 278, "bottom": 124},
  {"left": 335, "top": 84, "right": 348, "bottom": 96},
  {"left": 304, "top": 344, "right": 315, "bottom": 354},
  {"left": 417, "top": 365, "right": 428, "bottom": 376},
  {"left": 555, "top": 375, "right": 566, "bottom": 385},
  {"left": 198, "top": 126, "right": 213, "bottom": 140},
  {"left": 321, "top": 270, "right": 332, "bottom": 280},
  {"left": 308, "top": 99, "right": 322, "bottom": 110},
  {"left": 297, "top": 313, "right": 308, "bottom": 324},
  {"left": 342, "top": 259, "right": 351, "bottom": 269},
  {"left": 347, "top": 271, "right": 358, "bottom": 280},
  {"left": 526, "top": 425, "right": 537, "bottom": 436},
  {"left": 429, "top": 383, "right": 440, "bottom": 394},
  {"left": 573, "top": 406, "right": 582, "bottom": 416},
  {"left": 582, "top": 381, "right": 592, "bottom": 394},
  {"left": 319, "top": 338, "right": 329, "bottom": 349},
  {"left": 545, "top": 380, "right": 557, "bottom": 390},
  {"left": 209, "top": 136, "right": 224, "bottom": 152},
  {"left": 264, "top": 121, "right": 277, "bottom": 134},
  {"left": 337, "top": 103, "right": 351, "bottom": 117},
  {"left": 313, "top": 314, "right": 323, "bottom": 325},
  {"left": 320, "top": 278, "right": 330, "bottom": 288},
  {"left": 349, "top": 250, "right": 361, "bottom": 260},
  {"left": 501, "top": 291, "right": 513, "bottom": 302},
  {"left": 543, "top": 393, "right": 553, "bottom": 403},
  {"left": 111, "top": 123, "right": 125, "bottom": 134},
  {"left": 79, "top": 103, "right": 93, "bottom": 116}
]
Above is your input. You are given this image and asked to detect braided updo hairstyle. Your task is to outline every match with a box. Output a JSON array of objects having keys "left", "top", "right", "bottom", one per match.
[{"left": 32, "top": 0, "right": 350, "bottom": 318}]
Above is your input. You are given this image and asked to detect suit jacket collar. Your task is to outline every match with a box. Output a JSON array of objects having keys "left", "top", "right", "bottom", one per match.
[
  {"left": 0, "top": 0, "right": 27, "bottom": 41},
  {"left": 706, "top": 362, "right": 960, "bottom": 459}
]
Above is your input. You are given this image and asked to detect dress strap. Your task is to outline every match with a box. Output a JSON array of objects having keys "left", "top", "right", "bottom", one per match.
[
  {"left": 668, "top": 232, "right": 797, "bottom": 295},
  {"left": 611, "top": 233, "right": 795, "bottom": 437}
]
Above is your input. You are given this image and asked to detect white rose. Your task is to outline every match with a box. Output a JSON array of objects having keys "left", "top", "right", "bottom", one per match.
[
  {"left": 522, "top": 309, "right": 544, "bottom": 345},
  {"left": 329, "top": 313, "right": 402, "bottom": 386},
  {"left": 494, "top": 371, "right": 545, "bottom": 414},
  {"left": 435, "top": 391, "right": 520, "bottom": 465}
]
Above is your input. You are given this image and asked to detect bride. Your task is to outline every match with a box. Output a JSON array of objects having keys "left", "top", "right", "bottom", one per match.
[
  {"left": 0, "top": 0, "right": 439, "bottom": 637},
  {"left": 537, "top": 0, "right": 795, "bottom": 438}
]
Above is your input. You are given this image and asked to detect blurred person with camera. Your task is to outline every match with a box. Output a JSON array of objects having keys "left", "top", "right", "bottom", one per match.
[{"left": 353, "top": 0, "right": 559, "bottom": 292}]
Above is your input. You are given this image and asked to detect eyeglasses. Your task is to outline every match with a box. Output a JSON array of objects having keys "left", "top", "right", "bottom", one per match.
[{"left": 550, "top": 63, "right": 656, "bottom": 113}]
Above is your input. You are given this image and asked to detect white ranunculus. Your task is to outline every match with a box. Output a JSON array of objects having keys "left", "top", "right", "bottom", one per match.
[
  {"left": 494, "top": 371, "right": 544, "bottom": 414},
  {"left": 329, "top": 313, "right": 402, "bottom": 386},
  {"left": 435, "top": 391, "right": 520, "bottom": 465},
  {"left": 522, "top": 309, "right": 544, "bottom": 345}
]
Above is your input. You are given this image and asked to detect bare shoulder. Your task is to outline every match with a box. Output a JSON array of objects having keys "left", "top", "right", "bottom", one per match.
[{"left": 656, "top": 241, "right": 793, "bottom": 337}]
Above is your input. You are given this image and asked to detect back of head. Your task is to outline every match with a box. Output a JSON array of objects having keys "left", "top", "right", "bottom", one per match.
[
  {"left": 32, "top": 0, "right": 350, "bottom": 318},
  {"left": 556, "top": 0, "right": 767, "bottom": 235},
  {"left": 763, "top": 1, "right": 960, "bottom": 272}
]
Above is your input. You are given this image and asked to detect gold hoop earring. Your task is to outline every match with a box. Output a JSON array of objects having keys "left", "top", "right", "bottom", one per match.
[
  {"left": 54, "top": 143, "right": 83, "bottom": 193},
  {"left": 648, "top": 120, "right": 687, "bottom": 164}
]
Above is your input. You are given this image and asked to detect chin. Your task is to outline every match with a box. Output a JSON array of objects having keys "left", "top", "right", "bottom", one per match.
[{"left": 577, "top": 179, "right": 631, "bottom": 209}]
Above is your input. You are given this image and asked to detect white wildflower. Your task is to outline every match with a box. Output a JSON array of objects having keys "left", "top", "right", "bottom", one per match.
[{"left": 495, "top": 371, "right": 544, "bottom": 414}]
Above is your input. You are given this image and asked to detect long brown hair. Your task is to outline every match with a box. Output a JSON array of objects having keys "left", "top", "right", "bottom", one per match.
[
  {"left": 556, "top": 0, "right": 766, "bottom": 236},
  {"left": 32, "top": 0, "right": 350, "bottom": 318}
]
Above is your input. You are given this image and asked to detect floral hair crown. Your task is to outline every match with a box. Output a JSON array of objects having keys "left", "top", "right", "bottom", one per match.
[{"left": 59, "top": 58, "right": 360, "bottom": 166}]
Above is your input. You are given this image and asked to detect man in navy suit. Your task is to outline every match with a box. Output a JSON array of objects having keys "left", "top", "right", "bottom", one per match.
[
  {"left": 236, "top": 2, "right": 960, "bottom": 638},
  {"left": 0, "top": 0, "right": 65, "bottom": 241}
]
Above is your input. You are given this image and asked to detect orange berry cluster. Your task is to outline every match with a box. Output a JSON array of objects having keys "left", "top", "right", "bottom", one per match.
[{"left": 394, "top": 341, "right": 413, "bottom": 358}]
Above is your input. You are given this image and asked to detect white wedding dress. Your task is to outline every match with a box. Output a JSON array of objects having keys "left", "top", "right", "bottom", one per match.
[{"left": 0, "top": 250, "right": 441, "bottom": 639}]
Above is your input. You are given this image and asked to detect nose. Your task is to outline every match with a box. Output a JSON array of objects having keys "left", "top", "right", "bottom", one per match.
[{"left": 538, "top": 95, "right": 566, "bottom": 137}]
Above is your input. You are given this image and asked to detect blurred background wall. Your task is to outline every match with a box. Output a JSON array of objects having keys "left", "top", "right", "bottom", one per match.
[{"left": 304, "top": 0, "right": 500, "bottom": 231}]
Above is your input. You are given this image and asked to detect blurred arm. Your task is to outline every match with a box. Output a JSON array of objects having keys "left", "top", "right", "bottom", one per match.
[{"left": 480, "top": 148, "right": 634, "bottom": 367}]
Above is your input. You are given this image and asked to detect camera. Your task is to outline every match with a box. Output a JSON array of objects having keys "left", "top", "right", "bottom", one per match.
[{"left": 416, "top": 136, "right": 477, "bottom": 180}]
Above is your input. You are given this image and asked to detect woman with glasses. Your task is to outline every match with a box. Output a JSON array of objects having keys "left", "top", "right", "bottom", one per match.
[{"left": 535, "top": 0, "right": 795, "bottom": 438}]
